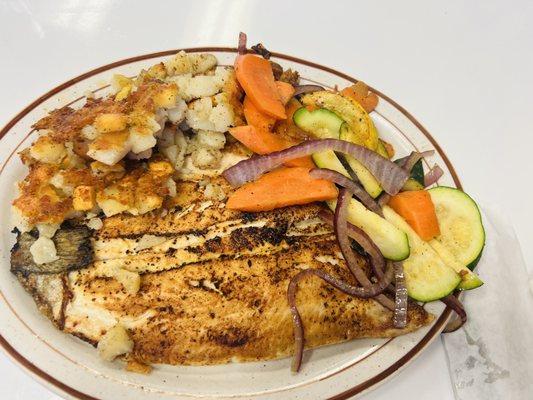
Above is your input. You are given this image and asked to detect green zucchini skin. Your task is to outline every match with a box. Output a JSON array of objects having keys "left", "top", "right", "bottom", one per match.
[
  {"left": 293, "top": 106, "right": 410, "bottom": 261},
  {"left": 429, "top": 186, "right": 485, "bottom": 271},
  {"left": 383, "top": 206, "right": 460, "bottom": 301}
]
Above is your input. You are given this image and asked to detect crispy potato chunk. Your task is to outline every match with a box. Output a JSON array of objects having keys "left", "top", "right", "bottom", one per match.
[
  {"left": 72, "top": 185, "right": 96, "bottom": 211},
  {"left": 87, "top": 130, "right": 131, "bottom": 166},
  {"left": 94, "top": 113, "right": 128, "bottom": 133},
  {"left": 29, "top": 135, "right": 66, "bottom": 164},
  {"left": 97, "top": 325, "right": 133, "bottom": 361}
]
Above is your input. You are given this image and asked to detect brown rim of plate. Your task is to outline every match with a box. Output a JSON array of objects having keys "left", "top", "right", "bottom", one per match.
[{"left": 0, "top": 47, "right": 460, "bottom": 400}]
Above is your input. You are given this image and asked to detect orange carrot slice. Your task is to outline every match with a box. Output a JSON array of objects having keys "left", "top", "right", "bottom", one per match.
[
  {"left": 388, "top": 190, "right": 441, "bottom": 241},
  {"left": 226, "top": 167, "right": 338, "bottom": 212},
  {"left": 228, "top": 125, "right": 314, "bottom": 168},
  {"left": 243, "top": 96, "right": 276, "bottom": 132},
  {"left": 275, "top": 81, "right": 295, "bottom": 105},
  {"left": 243, "top": 83, "right": 295, "bottom": 131},
  {"left": 234, "top": 54, "right": 286, "bottom": 119}
]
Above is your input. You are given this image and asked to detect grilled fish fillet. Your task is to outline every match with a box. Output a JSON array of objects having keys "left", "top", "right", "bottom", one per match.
[{"left": 14, "top": 175, "right": 433, "bottom": 366}]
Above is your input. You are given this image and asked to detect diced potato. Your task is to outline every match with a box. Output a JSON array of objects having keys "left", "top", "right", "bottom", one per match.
[
  {"left": 81, "top": 125, "right": 99, "bottom": 140},
  {"left": 129, "top": 126, "right": 157, "bottom": 154},
  {"left": 164, "top": 51, "right": 217, "bottom": 76},
  {"left": 97, "top": 324, "right": 133, "bottom": 362},
  {"left": 191, "top": 147, "right": 222, "bottom": 169},
  {"left": 36, "top": 223, "right": 60, "bottom": 238},
  {"left": 160, "top": 145, "right": 178, "bottom": 166},
  {"left": 97, "top": 197, "right": 129, "bottom": 217},
  {"left": 167, "top": 99, "right": 187, "bottom": 124},
  {"left": 86, "top": 217, "right": 103, "bottom": 230},
  {"left": 111, "top": 74, "right": 133, "bottom": 92},
  {"left": 152, "top": 84, "right": 178, "bottom": 108},
  {"left": 87, "top": 130, "right": 131, "bottom": 166},
  {"left": 73, "top": 185, "right": 96, "bottom": 211},
  {"left": 115, "top": 85, "right": 132, "bottom": 101},
  {"left": 49, "top": 172, "right": 74, "bottom": 196},
  {"left": 135, "top": 193, "right": 163, "bottom": 215},
  {"left": 196, "top": 130, "right": 226, "bottom": 150},
  {"left": 30, "top": 236, "right": 58, "bottom": 264},
  {"left": 148, "top": 160, "right": 173, "bottom": 175},
  {"left": 29, "top": 136, "right": 66, "bottom": 164},
  {"left": 210, "top": 93, "right": 234, "bottom": 132},
  {"left": 203, "top": 183, "right": 226, "bottom": 201},
  {"left": 186, "top": 94, "right": 234, "bottom": 133},
  {"left": 90, "top": 160, "right": 125, "bottom": 179},
  {"left": 94, "top": 113, "right": 128, "bottom": 133},
  {"left": 147, "top": 62, "right": 167, "bottom": 79},
  {"left": 96, "top": 185, "right": 131, "bottom": 217}
]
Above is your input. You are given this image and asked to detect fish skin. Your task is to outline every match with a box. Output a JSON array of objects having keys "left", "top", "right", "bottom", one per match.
[{"left": 10, "top": 224, "right": 93, "bottom": 274}]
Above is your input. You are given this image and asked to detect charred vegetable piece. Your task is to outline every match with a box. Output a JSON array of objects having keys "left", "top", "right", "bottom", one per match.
[{"left": 11, "top": 225, "right": 93, "bottom": 274}]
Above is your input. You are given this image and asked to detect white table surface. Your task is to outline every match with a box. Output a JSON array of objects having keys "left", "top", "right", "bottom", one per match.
[{"left": 0, "top": 0, "right": 531, "bottom": 398}]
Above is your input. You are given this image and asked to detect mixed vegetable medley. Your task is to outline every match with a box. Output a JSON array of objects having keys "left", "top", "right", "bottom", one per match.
[{"left": 227, "top": 33, "right": 485, "bottom": 371}]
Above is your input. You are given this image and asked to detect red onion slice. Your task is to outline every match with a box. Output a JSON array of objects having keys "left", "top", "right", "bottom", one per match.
[
  {"left": 238, "top": 32, "right": 247, "bottom": 55},
  {"left": 396, "top": 150, "right": 435, "bottom": 171},
  {"left": 392, "top": 262, "right": 408, "bottom": 328},
  {"left": 287, "top": 278, "right": 304, "bottom": 372},
  {"left": 310, "top": 168, "right": 382, "bottom": 215},
  {"left": 424, "top": 164, "right": 444, "bottom": 187},
  {"left": 318, "top": 210, "right": 385, "bottom": 278},
  {"left": 334, "top": 188, "right": 393, "bottom": 294},
  {"left": 288, "top": 265, "right": 394, "bottom": 372},
  {"left": 223, "top": 139, "right": 409, "bottom": 195},
  {"left": 293, "top": 84, "right": 325, "bottom": 97},
  {"left": 441, "top": 294, "right": 467, "bottom": 332},
  {"left": 318, "top": 210, "right": 395, "bottom": 311}
]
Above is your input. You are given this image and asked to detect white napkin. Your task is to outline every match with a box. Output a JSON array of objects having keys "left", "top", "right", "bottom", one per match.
[{"left": 442, "top": 205, "right": 533, "bottom": 399}]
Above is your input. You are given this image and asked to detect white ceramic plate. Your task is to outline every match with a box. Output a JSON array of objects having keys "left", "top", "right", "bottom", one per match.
[{"left": 0, "top": 48, "right": 460, "bottom": 400}]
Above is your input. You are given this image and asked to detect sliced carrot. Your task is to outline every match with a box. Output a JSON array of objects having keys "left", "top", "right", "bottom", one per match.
[
  {"left": 234, "top": 54, "right": 286, "bottom": 119},
  {"left": 275, "top": 81, "right": 295, "bottom": 105},
  {"left": 243, "top": 96, "right": 276, "bottom": 132},
  {"left": 243, "top": 83, "right": 295, "bottom": 131},
  {"left": 226, "top": 167, "right": 338, "bottom": 212},
  {"left": 228, "top": 125, "right": 314, "bottom": 168},
  {"left": 388, "top": 190, "right": 441, "bottom": 241}
]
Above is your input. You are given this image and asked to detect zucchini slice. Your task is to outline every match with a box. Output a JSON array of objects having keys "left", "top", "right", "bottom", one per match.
[
  {"left": 429, "top": 239, "right": 483, "bottom": 290},
  {"left": 300, "top": 91, "right": 378, "bottom": 150},
  {"left": 293, "top": 106, "right": 383, "bottom": 198},
  {"left": 340, "top": 123, "right": 383, "bottom": 198},
  {"left": 429, "top": 187, "right": 485, "bottom": 270},
  {"left": 292, "top": 107, "right": 343, "bottom": 138},
  {"left": 383, "top": 206, "right": 461, "bottom": 301},
  {"left": 329, "top": 200, "right": 410, "bottom": 261}
]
